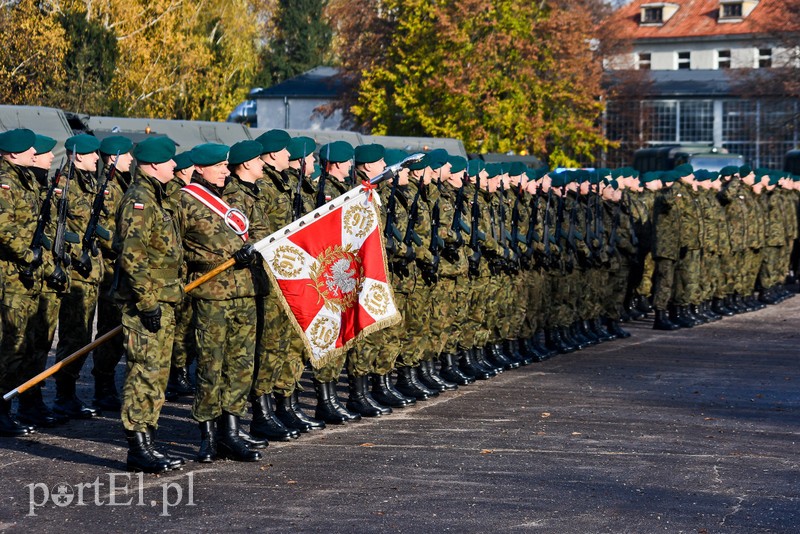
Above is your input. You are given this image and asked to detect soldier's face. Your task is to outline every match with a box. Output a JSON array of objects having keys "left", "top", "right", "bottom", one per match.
[
  {"left": 447, "top": 171, "right": 463, "bottom": 188},
  {"left": 579, "top": 181, "right": 590, "bottom": 195},
  {"left": 74, "top": 151, "right": 100, "bottom": 172},
  {"left": 262, "top": 148, "right": 290, "bottom": 172},
  {"left": 197, "top": 160, "right": 230, "bottom": 186},
  {"left": 140, "top": 159, "right": 176, "bottom": 183},
  {"left": 175, "top": 166, "right": 194, "bottom": 185},
  {"left": 32, "top": 150, "right": 54, "bottom": 170}
]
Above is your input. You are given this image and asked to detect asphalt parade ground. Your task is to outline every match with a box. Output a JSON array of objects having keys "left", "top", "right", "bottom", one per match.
[{"left": 1, "top": 296, "right": 798, "bottom": 533}]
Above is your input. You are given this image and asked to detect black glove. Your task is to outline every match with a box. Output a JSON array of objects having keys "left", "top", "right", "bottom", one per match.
[
  {"left": 234, "top": 244, "right": 256, "bottom": 267},
  {"left": 29, "top": 247, "right": 43, "bottom": 270},
  {"left": 140, "top": 306, "right": 162, "bottom": 333},
  {"left": 46, "top": 267, "right": 68, "bottom": 292}
]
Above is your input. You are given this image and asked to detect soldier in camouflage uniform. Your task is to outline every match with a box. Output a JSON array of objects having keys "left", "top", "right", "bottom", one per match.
[
  {"left": 53, "top": 134, "right": 103, "bottom": 420},
  {"left": 16, "top": 134, "right": 69, "bottom": 428},
  {"left": 651, "top": 170, "right": 682, "bottom": 330},
  {"left": 758, "top": 171, "right": 788, "bottom": 304},
  {"left": 0, "top": 129, "right": 45, "bottom": 436},
  {"left": 738, "top": 165, "right": 767, "bottom": 310},
  {"left": 113, "top": 136, "right": 185, "bottom": 473},
  {"left": 165, "top": 152, "right": 197, "bottom": 401},
  {"left": 92, "top": 135, "right": 135, "bottom": 411},
  {"left": 251, "top": 130, "right": 317, "bottom": 438},
  {"left": 181, "top": 142, "right": 261, "bottom": 463}
]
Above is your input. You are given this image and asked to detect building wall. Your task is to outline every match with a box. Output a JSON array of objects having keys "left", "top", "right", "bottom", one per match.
[
  {"left": 613, "top": 41, "right": 796, "bottom": 70},
  {"left": 255, "top": 97, "right": 344, "bottom": 130}
]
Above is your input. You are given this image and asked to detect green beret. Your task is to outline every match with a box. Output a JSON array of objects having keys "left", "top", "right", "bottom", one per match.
[
  {"left": 0, "top": 128, "right": 36, "bottom": 153},
  {"left": 719, "top": 165, "right": 739, "bottom": 177},
  {"left": 354, "top": 144, "right": 385, "bottom": 165},
  {"left": 550, "top": 172, "right": 567, "bottom": 188},
  {"left": 754, "top": 167, "right": 770, "bottom": 178},
  {"left": 693, "top": 169, "right": 709, "bottom": 182},
  {"left": 705, "top": 170, "right": 720, "bottom": 182},
  {"left": 318, "top": 141, "right": 354, "bottom": 164},
  {"left": 384, "top": 149, "right": 408, "bottom": 167},
  {"left": 641, "top": 171, "right": 661, "bottom": 183},
  {"left": 575, "top": 169, "right": 590, "bottom": 183},
  {"left": 288, "top": 136, "right": 316, "bottom": 160},
  {"left": 33, "top": 134, "right": 57, "bottom": 155},
  {"left": 256, "top": 129, "right": 291, "bottom": 154},
  {"left": 99, "top": 135, "right": 134, "bottom": 156},
  {"left": 228, "top": 140, "right": 263, "bottom": 166},
  {"left": 173, "top": 152, "right": 194, "bottom": 172},
  {"left": 674, "top": 163, "right": 694, "bottom": 178},
  {"left": 739, "top": 165, "right": 752, "bottom": 177},
  {"left": 190, "top": 143, "right": 229, "bottom": 166},
  {"left": 485, "top": 162, "right": 503, "bottom": 178},
  {"left": 448, "top": 156, "right": 467, "bottom": 174},
  {"left": 134, "top": 136, "right": 177, "bottom": 164},
  {"left": 466, "top": 159, "right": 485, "bottom": 177},
  {"left": 596, "top": 168, "right": 611, "bottom": 180},
  {"left": 508, "top": 161, "right": 526, "bottom": 177},
  {"left": 611, "top": 168, "right": 624, "bottom": 180},
  {"left": 661, "top": 171, "right": 679, "bottom": 183},
  {"left": 767, "top": 172, "right": 781, "bottom": 186},
  {"left": 65, "top": 134, "right": 100, "bottom": 155},
  {"left": 604, "top": 178, "right": 619, "bottom": 190},
  {"left": 427, "top": 149, "right": 449, "bottom": 167},
  {"left": 406, "top": 153, "right": 430, "bottom": 171}
]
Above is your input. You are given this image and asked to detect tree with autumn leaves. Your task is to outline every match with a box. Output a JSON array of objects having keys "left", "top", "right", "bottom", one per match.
[{"left": 327, "top": 0, "right": 615, "bottom": 167}]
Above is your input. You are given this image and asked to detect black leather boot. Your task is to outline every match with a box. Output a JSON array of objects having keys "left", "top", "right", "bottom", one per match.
[
  {"left": 653, "top": 309, "right": 680, "bottom": 330},
  {"left": 395, "top": 366, "right": 437, "bottom": 400},
  {"left": 126, "top": 430, "right": 171, "bottom": 473},
  {"left": 635, "top": 295, "right": 653, "bottom": 315},
  {"left": 250, "top": 393, "right": 298, "bottom": 441},
  {"left": 291, "top": 390, "right": 326, "bottom": 429},
  {"left": 440, "top": 353, "right": 474, "bottom": 385},
  {"left": 578, "top": 321, "right": 600, "bottom": 346},
  {"left": 670, "top": 305, "right": 694, "bottom": 328},
  {"left": 313, "top": 380, "right": 351, "bottom": 424},
  {"left": 591, "top": 319, "right": 616, "bottom": 342},
  {"left": 94, "top": 374, "right": 121, "bottom": 411},
  {"left": 558, "top": 327, "right": 581, "bottom": 351},
  {"left": 370, "top": 373, "right": 415, "bottom": 407},
  {"left": 505, "top": 339, "right": 533, "bottom": 366},
  {"left": 166, "top": 366, "right": 194, "bottom": 399},
  {"left": 492, "top": 342, "right": 519, "bottom": 369},
  {"left": 606, "top": 319, "right": 630, "bottom": 339},
  {"left": 145, "top": 426, "right": 186, "bottom": 469},
  {"left": 689, "top": 304, "right": 709, "bottom": 324},
  {"left": 712, "top": 297, "right": 734, "bottom": 317},
  {"left": 520, "top": 337, "right": 546, "bottom": 362},
  {"left": 53, "top": 378, "right": 97, "bottom": 419},
  {"left": 473, "top": 346, "right": 502, "bottom": 375},
  {"left": 237, "top": 427, "right": 269, "bottom": 449},
  {"left": 346, "top": 375, "right": 386, "bottom": 417},
  {"left": 17, "top": 389, "right": 65, "bottom": 428},
  {"left": 570, "top": 322, "right": 592, "bottom": 348},
  {"left": 196, "top": 420, "right": 217, "bottom": 463},
  {"left": 217, "top": 413, "right": 261, "bottom": 462},
  {"left": 703, "top": 301, "right": 721, "bottom": 321},
  {"left": 419, "top": 359, "right": 458, "bottom": 392},
  {"left": 532, "top": 331, "right": 556, "bottom": 359},
  {"left": 458, "top": 349, "right": 492, "bottom": 380},
  {"left": 274, "top": 392, "right": 314, "bottom": 433},
  {"left": 0, "top": 400, "right": 31, "bottom": 437}
]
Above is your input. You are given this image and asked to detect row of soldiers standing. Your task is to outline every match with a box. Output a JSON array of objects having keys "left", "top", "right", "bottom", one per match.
[{"left": 1, "top": 126, "right": 798, "bottom": 473}]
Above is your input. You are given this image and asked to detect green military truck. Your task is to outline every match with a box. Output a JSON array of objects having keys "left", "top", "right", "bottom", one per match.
[{"left": 633, "top": 144, "right": 745, "bottom": 173}]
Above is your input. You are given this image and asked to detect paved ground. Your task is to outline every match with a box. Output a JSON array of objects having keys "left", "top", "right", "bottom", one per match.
[{"left": 1, "top": 296, "right": 798, "bottom": 533}]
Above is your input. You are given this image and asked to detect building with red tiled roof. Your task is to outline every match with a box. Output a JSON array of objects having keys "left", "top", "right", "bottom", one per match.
[{"left": 602, "top": 0, "right": 799, "bottom": 168}]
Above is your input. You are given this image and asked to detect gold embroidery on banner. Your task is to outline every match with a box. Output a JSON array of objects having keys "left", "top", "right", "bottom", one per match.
[
  {"left": 270, "top": 245, "right": 305, "bottom": 278},
  {"left": 343, "top": 203, "right": 375, "bottom": 239},
  {"left": 307, "top": 244, "right": 365, "bottom": 313},
  {"left": 308, "top": 316, "right": 339, "bottom": 350},
  {"left": 362, "top": 284, "right": 390, "bottom": 317}
]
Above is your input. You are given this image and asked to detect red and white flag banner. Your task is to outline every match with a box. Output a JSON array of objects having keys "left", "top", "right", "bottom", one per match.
[{"left": 255, "top": 184, "right": 401, "bottom": 369}]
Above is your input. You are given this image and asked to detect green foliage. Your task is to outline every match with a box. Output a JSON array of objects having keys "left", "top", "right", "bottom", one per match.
[
  {"left": 350, "top": 0, "right": 611, "bottom": 167},
  {"left": 262, "top": 0, "right": 332, "bottom": 84}
]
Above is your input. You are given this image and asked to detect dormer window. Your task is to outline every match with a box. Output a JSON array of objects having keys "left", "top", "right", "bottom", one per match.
[
  {"left": 643, "top": 7, "right": 663, "bottom": 23},
  {"left": 722, "top": 2, "right": 742, "bottom": 18},
  {"left": 640, "top": 3, "right": 679, "bottom": 26},
  {"left": 719, "top": 1, "right": 759, "bottom": 22}
]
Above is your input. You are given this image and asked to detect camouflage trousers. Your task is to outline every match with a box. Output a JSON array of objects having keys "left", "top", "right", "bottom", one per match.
[
  {"left": 505, "top": 272, "right": 528, "bottom": 341},
  {"left": 396, "top": 273, "right": 433, "bottom": 368},
  {"left": 721, "top": 251, "right": 744, "bottom": 296},
  {"left": 192, "top": 297, "right": 257, "bottom": 422},
  {"left": 0, "top": 292, "right": 39, "bottom": 396},
  {"left": 120, "top": 304, "right": 175, "bottom": 432},
  {"left": 465, "top": 270, "right": 491, "bottom": 349},
  {"left": 171, "top": 294, "right": 196, "bottom": 369},
  {"left": 521, "top": 268, "right": 545, "bottom": 339},
  {"left": 55, "top": 279, "right": 99, "bottom": 383},
  {"left": 486, "top": 271, "right": 508, "bottom": 342},
  {"left": 426, "top": 277, "right": 458, "bottom": 358},
  {"left": 701, "top": 252, "right": 720, "bottom": 301},
  {"left": 253, "top": 290, "right": 306, "bottom": 397},
  {"left": 22, "top": 291, "right": 61, "bottom": 397},
  {"left": 758, "top": 245, "right": 784, "bottom": 289},
  {"left": 581, "top": 266, "right": 606, "bottom": 321},
  {"left": 652, "top": 258, "right": 675, "bottom": 311},
  {"left": 92, "top": 291, "right": 124, "bottom": 381},
  {"left": 603, "top": 258, "right": 628, "bottom": 320},
  {"left": 741, "top": 248, "right": 762, "bottom": 295},
  {"left": 368, "top": 270, "right": 415, "bottom": 375},
  {"left": 442, "top": 277, "right": 471, "bottom": 354},
  {"left": 632, "top": 251, "right": 654, "bottom": 299},
  {"left": 674, "top": 249, "right": 702, "bottom": 306},
  {"left": 549, "top": 267, "right": 579, "bottom": 328}
]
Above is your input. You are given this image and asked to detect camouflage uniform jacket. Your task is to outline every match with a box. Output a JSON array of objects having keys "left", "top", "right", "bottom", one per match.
[
  {"left": 98, "top": 170, "right": 131, "bottom": 288},
  {"left": 435, "top": 182, "right": 468, "bottom": 278},
  {"left": 0, "top": 159, "right": 42, "bottom": 296},
  {"left": 261, "top": 165, "right": 294, "bottom": 230},
  {"left": 652, "top": 185, "right": 680, "bottom": 261},
  {"left": 741, "top": 185, "right": 765, "bottom": 249},
  {"left": 673, "top": 181, "right": 704, "bottom": 251},
  {"left": 112, "top": 170, "right": 183, "bottom": 311},
  {"left": 762, "top": 191, "right": 786, "bottom": 248},
  {"left": 64, "top": 165, "right": 104, "bottom": 284},
  {"left": 180, "top": 176, "right": 256, "bottom": 300},
  {"left": 717, "top": 179, "right": 748, "bottom": 253},
  {"left": 225, "top": 175, "right": 272, "bottom": 296}
]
